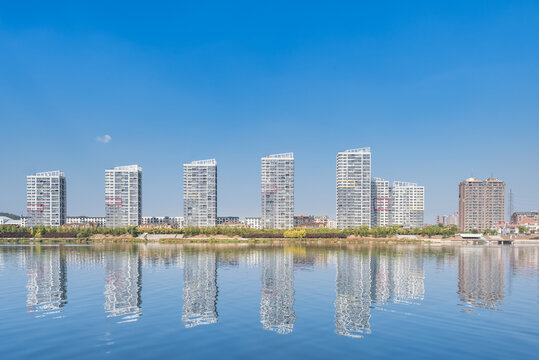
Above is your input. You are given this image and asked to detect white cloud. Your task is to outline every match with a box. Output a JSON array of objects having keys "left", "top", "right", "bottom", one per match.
[{"left": 96, "top": 134, "right": 112, "bottom": 144}]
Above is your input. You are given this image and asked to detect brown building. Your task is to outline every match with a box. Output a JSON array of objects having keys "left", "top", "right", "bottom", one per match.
[{"left": 458, "top": 177, "right": 505, "bottom": 231}]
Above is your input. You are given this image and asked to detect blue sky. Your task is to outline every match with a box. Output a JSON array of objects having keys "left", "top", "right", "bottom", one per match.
[{"left": 1, "top": 1, "right": 538, "bottom": 222}]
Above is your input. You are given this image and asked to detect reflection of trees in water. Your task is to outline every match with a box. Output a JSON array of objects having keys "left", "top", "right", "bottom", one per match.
[
  {"left": 25, "top": 247, "right": 67, "bottom": 317},
  {"left": 182, "top": 252, "right": 218, "bottom": 328},
  {"left": 260, "top": 250, "right": 295, "bottom": 334},
  {"left": 104, "top": 251, "right": 142, "bottom": 323},
  {"left": 458, "top": 247, "right": 505, "bottom": 311}
]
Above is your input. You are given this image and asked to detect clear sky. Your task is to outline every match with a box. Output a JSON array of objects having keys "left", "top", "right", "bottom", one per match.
[{"left": 1, "top": 1, "right": 538, "bottom": 222}]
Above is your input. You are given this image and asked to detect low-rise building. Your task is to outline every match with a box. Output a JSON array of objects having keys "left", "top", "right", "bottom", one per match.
[
  {"left": 66, "top": 216, "right": 106, "bottom": 227},
  {"left": 220, "top": 222, "right": 246, "bottom": 228},
  {"left": 294, "top": 222, "right": 324, "bottom": 229},
  {"left": 294, "top": 215, "right": 315, "bottom": 227},
  {"left": 142, "top": 216, "right": 184, "bottom": 228},
  {"left": 314, "top": 216, "right": 330, "bottom": 227},
  {"left": 245, "top": 217, "right": 261, "bottom": 229},
  {"left": 511, "top": 211, "right": 538, "bottom": 225},
  {"left": 217, "top": 216, "right": 240, "bottom": 225}
]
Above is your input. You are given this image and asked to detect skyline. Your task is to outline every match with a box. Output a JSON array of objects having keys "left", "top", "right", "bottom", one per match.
[
  {"left": 1, "top": 1, "right": 539, "bottom": 222},
  {"left": 3, "top": 148, "right": 533, "bottom": 223}
]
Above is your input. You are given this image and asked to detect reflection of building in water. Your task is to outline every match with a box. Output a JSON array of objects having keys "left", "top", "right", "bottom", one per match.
[
  {"left": 182, "top": 252, "right": 218, "bottom": 328},
  {"left": 390, "top": 251, "right": 425, "bottom": 304},
  {"left": 26, "top": 248, "right": 67, "bottom": 316},
  {"left": 334, "top": 252, "right": 371, "bottom": 338},
  {"left": 260, "top": 250, "right": 295, "bottom": 334},
  {"left": 370, "top": 254, "right": 390, "bottom": 304},
  {"left": 104, "top": 252, "right": 142, "bottom": 323},
  {"left": 458, "top": 247, "right": 505, "bottom": 311}
]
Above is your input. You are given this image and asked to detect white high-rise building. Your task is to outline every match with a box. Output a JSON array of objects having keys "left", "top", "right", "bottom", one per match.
[
  {"left": 105, "top": 165, "right": 142, "bottom": 227},
  {"left": 371, "top": 178, "right": 390, "bottom": 227},
  {"left": 389, "top": 181, "right": 424, "bottom": 228},
  {"left": 336, "top": 148, "right": 371, "bottom": 229},
  {"left": 183, "top": 159, "right": 217, "bottom": 227},
  {"left": 261, "top": 153, "right": 294, "bottom": 229},
  {"left": 26, "top": 170, "right": 66, "bottom": 227}
]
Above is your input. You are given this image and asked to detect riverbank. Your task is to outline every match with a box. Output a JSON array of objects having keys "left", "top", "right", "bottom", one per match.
[{"left": 2, "top": 233, "right": 539, "bottom": 245}]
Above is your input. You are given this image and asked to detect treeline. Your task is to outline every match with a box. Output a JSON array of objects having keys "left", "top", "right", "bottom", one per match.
[
  {"left": 0, "top": 223, "right": 458, "bottom": 239},
  {"left": 0, "top": 225, "right": 138, "bottom": 238}
]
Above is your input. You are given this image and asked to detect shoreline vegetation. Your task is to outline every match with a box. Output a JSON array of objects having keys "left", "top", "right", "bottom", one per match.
[{"left": 1, "top": 224, "right": 538, "bottom": 244}]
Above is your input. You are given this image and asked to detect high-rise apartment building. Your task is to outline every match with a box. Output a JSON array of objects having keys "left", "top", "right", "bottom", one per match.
[
  {"left": 389, "top": 182, "right": 424, "bottom": 228},
  {"left": 336, "top": 148, "right": 371, "bottom": 229},
  {"left": 183, "top": 159, "right": 217, "bottom": 227},
  {"left": 26, "top": 171, "right": 66, "bottom": 227},
  {"left": 261, "top": 153, "right": 294, "bottom": 229},
  {"left": 458, "top": 177, "right": 505, "bottom": 231},
  {"left": 371, "top": 177, "right": 389, "bottom": 227},
  {"left": 105, "top": 165, "right": 142, "bottom": 227}
]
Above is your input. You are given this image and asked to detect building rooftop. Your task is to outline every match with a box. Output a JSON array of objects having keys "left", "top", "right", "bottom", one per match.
[
  {"left": 263, "top": 153, "right": 293, "bottom": 159},
  {"left": 339, "top": 147, "right": 371, "bottom": 154},
  {"left": 185, "top": 159, "right": 217, "bottom": 166},
  {"left": 110, "top": 165, "right": 142, "bottom": 171},
  {"left": 30, "top": 170, "right": 65, "bottom": 177}
]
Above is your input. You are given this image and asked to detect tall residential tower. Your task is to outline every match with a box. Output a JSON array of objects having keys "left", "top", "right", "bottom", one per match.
[
  {"left": 458, "top": 177, "right": 505, "bottom": 231},
  {"left": 26, "top": 170, "right": 66, "bottom": 227},
  {"left": 371, "top": 178, "right": 390, "bottom": 227},
  {"left": 261, "top": 153, "right": 294, "bottom": 229},
  {"left": 336, "top": 148, "right": 371, "bottom": 229},
  {"left": 183, "top": 159, "right": 217, "bottom": 227},
  {"left": 105, "top": 165, "right": 142, "bottom": 227},
  {"left": 389, "top": 181, "right": 424, "bottom": 228}
]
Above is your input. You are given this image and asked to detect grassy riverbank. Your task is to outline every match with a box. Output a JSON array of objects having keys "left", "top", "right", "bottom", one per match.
[{"left": 0, "top": 223, "right": 459, "bottom": 239}]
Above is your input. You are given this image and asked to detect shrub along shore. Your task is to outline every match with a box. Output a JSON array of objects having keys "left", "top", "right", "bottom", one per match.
[{"left": 0, "top": 224, "right": 458, "bottom": 241}]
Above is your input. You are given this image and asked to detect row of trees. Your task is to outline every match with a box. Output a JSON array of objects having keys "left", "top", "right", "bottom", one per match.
[
  {"left": 0, "top": 225, "right": 139, "bottom": 238},
  {"left": 0, "top": 223, "right": 459, "bottom": 238}
]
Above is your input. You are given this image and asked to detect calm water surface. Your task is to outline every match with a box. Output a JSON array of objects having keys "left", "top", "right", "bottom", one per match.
[{"left": 0, "top": 244, "right": 537, "bottom": 359}]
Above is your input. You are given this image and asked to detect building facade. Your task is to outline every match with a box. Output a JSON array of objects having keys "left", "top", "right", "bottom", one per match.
[
  {"left": 105, "top": 165, "right": 142, "bottom": 227},
  {"left": 314, "top": 216, "right": 330, "bottom": 227},
  {"left": 141, "top": 216, "right": 184, "bottom": 228},
  {"left": 261, "top": 153, "right": 294, "bottom": 229},
  {"left": 217, "top": 216, "right": 239, "bottom": 225},
  {"left": 371, "top": 177, "right": 390, "bottom": 227},
  {"left": 66, "top": 217, "right": 106, "bottom": 227},
  {"left": 293, "top": 215, "right": 315, "bottom": 227},
  {"left": 336, "top": 148, "right": 371, "bottom": 229},
  {"left": 511, "top": 211, "right": 538, "bottom": 225},
  {"left": 389, "top": 182, "right": 424, "bottom": 228},
  {"left": 27, "top": 171, "right": 66, "bottom": 227},
  {"left": 245, "top": 217, "right": 261, "bottom": 229},
  {"left": 184, "top": 159, "right": 217, "bottom": 227},
  {"left": 436, "top": 213, "right": 459, "bottom": 227},
  {"left": 458, "top": 177, "right": 505, "bottom": 231}
]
